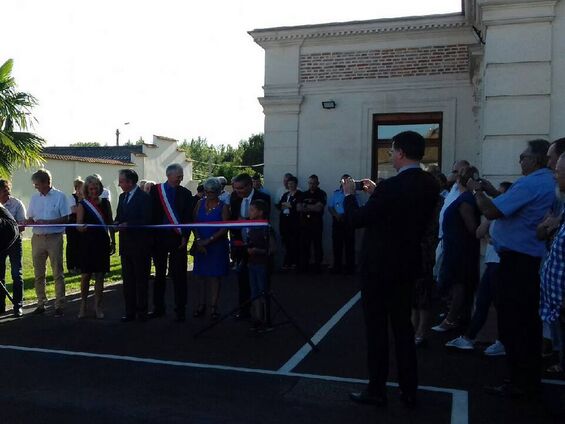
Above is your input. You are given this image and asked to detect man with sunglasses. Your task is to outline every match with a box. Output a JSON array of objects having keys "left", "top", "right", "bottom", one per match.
[{"left": 468, "top": 139, "right": 555, "bottom": 398}]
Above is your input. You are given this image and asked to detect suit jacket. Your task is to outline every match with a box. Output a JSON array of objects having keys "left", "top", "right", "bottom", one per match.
[
  {"left": 229, "top": 189, "right": 271, "bottom": 243},
  {"left": 0, "top": 205, "right": 18, "bottom": 254},
  {"left": 344, "top": 168, "right": 439, "bottom": 281},
  {"left": 149, "top": 183, "right": 193, "bottom": 245},
  {"left": 115, "top": 188, "right": 152, "bottom": 257}
]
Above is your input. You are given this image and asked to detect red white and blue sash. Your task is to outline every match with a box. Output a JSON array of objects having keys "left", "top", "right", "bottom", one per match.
[
  {"left": 82, "top": 199, "right": 107, "bottom": 227},
  {"left": 157, "top": 183, "right": 182, "bottom": 235}
]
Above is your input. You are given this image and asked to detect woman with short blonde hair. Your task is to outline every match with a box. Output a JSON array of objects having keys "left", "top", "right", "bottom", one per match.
[{"left": 76, "top": 175, "right": 115, "bottom": 319}]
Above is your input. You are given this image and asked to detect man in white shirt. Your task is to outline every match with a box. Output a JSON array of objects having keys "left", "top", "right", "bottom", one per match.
[
  {"left": 0, "top": 179, "right": 26, "bottom": 316},
  {"left": 26, "top": 169, "right": 72, "bottom": 316}
]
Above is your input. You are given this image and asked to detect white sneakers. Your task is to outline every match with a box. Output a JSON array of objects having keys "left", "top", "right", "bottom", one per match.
[
  {"left": 445, "top": 336, "right": 475, "bottom": 350},
  {"left": 484, "top": 340, "right": 506, "bottom": 356},
  {"left": 445, "top": 336, "right": 506, "bottom": 356}
]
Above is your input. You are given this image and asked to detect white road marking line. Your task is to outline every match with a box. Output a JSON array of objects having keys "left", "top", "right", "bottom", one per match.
[
  {"left": 0, "top": 343, "right": 467, "bottom": 424},
  {"left": 278, "top": 291, "right": 361, "bottom": 373},
  {"left": 542, "top": 378, "right": 565, "bottom": 386}
]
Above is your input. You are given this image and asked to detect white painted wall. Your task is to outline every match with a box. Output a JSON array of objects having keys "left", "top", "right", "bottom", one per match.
[
  {"left": 551, "top": 0, "right": 565, "bottom": 139},
  {"left": 10, "top": 161, "right": 128, "bottom": 214},
  {"left": 479, "top": 0, "right": 558, "bottom": 182},
  {"left": 10, "top": 136, "right": 194, "bottom": 214}
]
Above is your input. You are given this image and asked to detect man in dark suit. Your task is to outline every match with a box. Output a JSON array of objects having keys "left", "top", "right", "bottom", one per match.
[
  {"left": 149, "top": 163, "right": 193, "bottom": 322},
  {"left": 115, "top": 169, "right": 152, "bottom": 322},
  {"left": 344, "top": 131, "right": 439, "bottom": 408},
  {"left": 229, "top": 173, "right": 271, "bottom": 319}
]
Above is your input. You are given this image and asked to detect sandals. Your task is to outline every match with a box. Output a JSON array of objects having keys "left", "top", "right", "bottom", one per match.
[{"left": 193, "top": 304, "right": 206, "bottom": 318}]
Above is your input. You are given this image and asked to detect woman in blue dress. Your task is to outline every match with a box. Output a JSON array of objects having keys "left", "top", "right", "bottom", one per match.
[
  {"left": 432, "top": 166, "right": 481, "bottom": 332},
  {"left": 192, "top": 177, "right": 230, "bottom": 319}
]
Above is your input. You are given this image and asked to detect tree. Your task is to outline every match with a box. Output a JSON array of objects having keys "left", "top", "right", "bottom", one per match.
[
  {"left": 178, "top": 134, "right": 264, "bottom": 182},
  {"left": 0, "top": 59, "right": 44, "bottom": 177},
  {"left": 239, "top": 133, "right": 264, "bottom": 174},
  {"left": 70, "top": 142, "right": 101, "bottom": 147}
]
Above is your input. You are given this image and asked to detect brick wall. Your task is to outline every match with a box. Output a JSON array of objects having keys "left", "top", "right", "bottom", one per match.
[{"left": 300, "top": 45, "right": 469, "bottom": 82}]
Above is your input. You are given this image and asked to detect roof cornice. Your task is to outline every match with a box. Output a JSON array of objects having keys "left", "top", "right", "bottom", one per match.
[{"left": 249, "top": 13, "right": 469, "bottom": 47}]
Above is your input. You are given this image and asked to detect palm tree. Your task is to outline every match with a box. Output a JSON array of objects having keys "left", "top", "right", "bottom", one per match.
[{"left": 0, "top": 58, "right": 44, "bottom": 177}]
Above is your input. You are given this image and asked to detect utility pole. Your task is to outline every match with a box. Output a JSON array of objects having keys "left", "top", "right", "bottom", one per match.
[{"left": 115, "top": 122, "right": 130, "bottom": 146}]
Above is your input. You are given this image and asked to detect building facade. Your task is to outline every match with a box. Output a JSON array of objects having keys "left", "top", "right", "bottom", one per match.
[
  {"left": 249, "top": 0, "right": 564, "bottom": 260},
  {"left": 11, "top": 135, "right": 193, "bottom": 209}
]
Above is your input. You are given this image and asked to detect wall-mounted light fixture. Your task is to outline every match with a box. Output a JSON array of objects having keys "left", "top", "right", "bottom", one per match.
[{"left": 322, "top": 100, "right": 336, "bottom": 109}]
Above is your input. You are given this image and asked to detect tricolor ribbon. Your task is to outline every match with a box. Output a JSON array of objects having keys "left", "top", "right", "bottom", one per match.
[
  {"left": 23, "top": 220, "right": 269, "bottom": 229},
  {"left": 156, "top": 183, "right": 182, "bottom": 235},
  {"left": 82, "top": 199, "right": 107, "bottom": 227}
]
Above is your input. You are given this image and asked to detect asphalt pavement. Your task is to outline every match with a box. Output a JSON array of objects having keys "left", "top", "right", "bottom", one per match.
[{"left": 0, "top": 270, "right": 563, "bottom": 423}]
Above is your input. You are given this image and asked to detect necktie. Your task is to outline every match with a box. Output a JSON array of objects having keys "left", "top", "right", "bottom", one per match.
[
  {"left": 124, "top": 192, "right": 130, "bottom": 205},
  {"left": 242, "top": 198, "right": 250, "bottom": 219}
]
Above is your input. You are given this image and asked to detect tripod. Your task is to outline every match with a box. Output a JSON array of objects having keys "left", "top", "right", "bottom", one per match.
[
  {"left": 193, "top": 288, "right": 319, "bottom": 352},
  {"left": 0, "top": 280, "right": 15, "bottom": 308}
]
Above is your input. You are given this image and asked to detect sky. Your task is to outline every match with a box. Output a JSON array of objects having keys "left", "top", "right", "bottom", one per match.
[{"left": 3, "top": 0, "right": 461, "bottom": 147}]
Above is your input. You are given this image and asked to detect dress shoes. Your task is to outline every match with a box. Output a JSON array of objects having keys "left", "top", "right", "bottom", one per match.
[
  {"left": 148, "top": 310, "right": 165, "bottom": 319},
  {"left": 234, "top": 311, "right": 251, "bottom": 321},
  {"left": 484, "top": 383, "right": 528, "bottom": 399},
  {"left": 349, "top": 390, "right": 387, "bottom": 407},
  {"left": 54, "top": 308, "right": 64, "bottom": 317},
  {"left": 120, "top": 315, "right": 135, "bottom": 323},
  {"left": 13, "top": 307, "right": 23, "bottom": 317},
  {"left": 32, "top": 306, "right": 46, "bottom": 315},
  {"left": 174, "top": 313, "right": 186, "bottom": 323}
]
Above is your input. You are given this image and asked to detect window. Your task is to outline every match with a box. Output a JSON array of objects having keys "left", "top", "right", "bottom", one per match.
[{"left": 372, "top": 112, "right": 442, "bottom": 180}]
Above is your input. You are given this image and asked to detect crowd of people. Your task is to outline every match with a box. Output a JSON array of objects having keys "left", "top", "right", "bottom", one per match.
[
  {"left": 346, "top": 133, "right": 565, "bottom": 407},
  {"left": 0, "top": 131, "right": 565, "bottom": 409}
]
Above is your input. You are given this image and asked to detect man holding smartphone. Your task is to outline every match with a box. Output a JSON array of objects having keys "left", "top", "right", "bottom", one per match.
[{"left": 344, "top": 131, "right": 439, "bottom": 408}]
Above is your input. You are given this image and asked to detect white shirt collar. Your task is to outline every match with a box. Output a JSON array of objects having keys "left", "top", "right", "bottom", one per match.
[
  {"left": 245, "top": 188, "right": 255, "bottom": 202},
  {"left": 126, "top": 185, "right": 138, "bottom": 200}
]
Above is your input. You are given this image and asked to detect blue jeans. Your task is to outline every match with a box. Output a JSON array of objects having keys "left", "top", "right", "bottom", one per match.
[
  {"left": 248, "top": 264, "right": 268, "bottom": 299},
  {"left": 0, "top": 236, "right": 23, "bottom": 309},
  {"left": 467, "top": 262, "right": 499, "bottom": 340}
]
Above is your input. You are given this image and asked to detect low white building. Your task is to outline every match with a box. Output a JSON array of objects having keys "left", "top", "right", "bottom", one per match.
[
  {"left": 249, "top": 0, "right": 565, "bottom": 258},
  {"left": 11, "top": 135, "right": 193, "bottom": 208}
]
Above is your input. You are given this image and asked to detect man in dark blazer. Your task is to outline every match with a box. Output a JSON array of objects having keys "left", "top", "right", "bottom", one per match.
[
  {"left": 344, "top": 131, "right": 439, "bottom": 408},
  {"left": 229, "top": 173, "right": 271, "bottom": 318},
  {"left": 149, "top": 163, "right": 193, "bottom": 322},
  {"left": 115, "top": 169, "right": 152, "bottom": 322}
]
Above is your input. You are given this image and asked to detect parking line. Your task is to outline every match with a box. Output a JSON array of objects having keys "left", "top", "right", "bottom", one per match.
[
  {"left": 0, "top": 343, "right": 467, "bottom": 424},
  {"left": 542, "top": 378, "right": 565, "bottom": 386},
  {"left": 278, "top": 291, "right": 361, "bottom": 373}
]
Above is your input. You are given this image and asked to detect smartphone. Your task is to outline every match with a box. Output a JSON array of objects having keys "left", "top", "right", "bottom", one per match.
[{"left": 354, "top": 180, "right": 364, "bottom": 191}]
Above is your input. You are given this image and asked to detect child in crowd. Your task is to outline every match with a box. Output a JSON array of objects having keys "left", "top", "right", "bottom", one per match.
[{"left": 246, "top": 199, "right": 276, "bottom": 331}]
